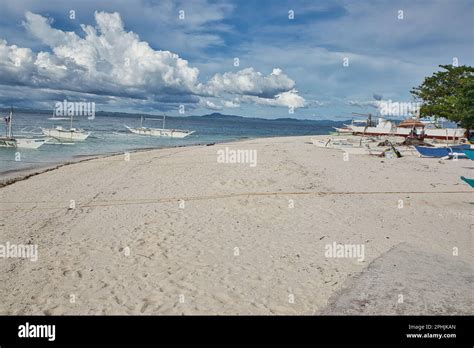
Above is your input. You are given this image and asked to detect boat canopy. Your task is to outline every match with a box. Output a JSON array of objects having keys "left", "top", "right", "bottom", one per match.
[{"left": 398, "top": 119, "right": 425, "bottom": 128}]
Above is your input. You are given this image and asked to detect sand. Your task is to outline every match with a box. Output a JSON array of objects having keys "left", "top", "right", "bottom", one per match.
[{"left": 0, "top": 135, "right": 472, "bottom": 315}]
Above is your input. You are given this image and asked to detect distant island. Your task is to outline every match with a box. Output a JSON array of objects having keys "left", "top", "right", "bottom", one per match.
[{"left": 0, "top": 108, "right": 348, "bottom": 124}]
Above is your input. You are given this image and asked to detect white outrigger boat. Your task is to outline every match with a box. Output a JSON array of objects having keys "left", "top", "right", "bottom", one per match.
[
  {"left": 42, "top": 126, "right": 91, "bottom": 141},
  {"left": 0, "top": 109, "right": 49, "bottom": 149},
  {"left": 125, "top": 115, "right": 194, "bottom": 138},
  {"left": 0, "top": 136, "right": 48, "bottom": 149},
  {"left": 312, "top": 137, "right": 380, "bottom": 155},
  {"left": 345, "top": 114, "right": 466, "bottom": 141},
  {"left": 41, "top": 113, "right": 91, "bottom": 141},
  {"left": 333, "top": 119, "right": 367, "bottom": 134}
]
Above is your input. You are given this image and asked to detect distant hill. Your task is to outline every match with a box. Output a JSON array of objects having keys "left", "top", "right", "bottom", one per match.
[
  {"left": 0, "top": 107, "right": 51, "bottom": 115},
  {"left": 190, "top": 112, "right": 246, "bottom": 121},
  {"left": 191, "top": 113, "right": 347, "bottom": 124},
  {"left": 0, "top": 108, "right": 349, "bottom": 124}
]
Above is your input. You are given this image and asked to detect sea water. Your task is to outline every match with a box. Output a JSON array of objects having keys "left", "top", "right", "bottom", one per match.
[{"left": 0, "top": 112, "right": 346, "bottom": 174}]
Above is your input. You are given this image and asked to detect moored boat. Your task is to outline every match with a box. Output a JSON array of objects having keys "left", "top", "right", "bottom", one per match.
[
  {"left": 41, "top": 113, "right": 91, "bottom": 141},
  {"left": 1, "top": 108, "right": 49, "bottom": 149},
  {"left": 125, "top": 115, "right": 194, "bottom": 138},
  {"left": 14, "top": 136, "right": 49, "bottom": 149},
  {"left": 41, "top": 126, "right": 91, "bottom": 141}
]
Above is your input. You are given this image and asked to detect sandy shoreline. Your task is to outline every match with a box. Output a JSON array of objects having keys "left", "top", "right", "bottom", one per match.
[
  {"left": 0, "top": 135, "right": 472, "bottom": 315},
  {"left": 0, "top": 141, "right": 223, "bottom": 187}
]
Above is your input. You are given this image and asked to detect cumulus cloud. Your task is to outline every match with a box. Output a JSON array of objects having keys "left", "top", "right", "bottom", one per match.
[
  {"left": 202, "top": 68, "right": 295, "bottom": 98},
  {"left": 23, "top": 11, "right": 199, "bottom": 98},
  {"left": 241, "top": 89, "right": 306, "bottom": 108},
  {"left": 0, "top": 11, "right": 305, "bottom": 110},
  {"left": 199, "top": 67, "right": 306, "bottom": 108},
  {"left": 347, "top": 100, "right": 381, "bottom": 108},
  {"left": 0, "top": 39, "right": 35, "bottom": 84},
  {"left": 200, "top": 99, "right": 223, "bottom": 110},
  {"left": 222, "top": 100, "right": 240, "bottom": 108}
]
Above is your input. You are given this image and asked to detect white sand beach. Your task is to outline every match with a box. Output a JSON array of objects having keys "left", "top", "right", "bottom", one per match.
[{"left": 0, "top": 135, "right": 472, "bottom": 315}]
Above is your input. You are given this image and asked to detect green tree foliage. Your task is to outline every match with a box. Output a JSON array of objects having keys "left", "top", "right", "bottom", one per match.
[
  {"left": 456, "top": 76, "right": 474, "bottom": 130},
  {"left": 411, "top": 64, "right": 474, "bottom": 130}
]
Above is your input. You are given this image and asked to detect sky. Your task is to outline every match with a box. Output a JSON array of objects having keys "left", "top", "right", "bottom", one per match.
[{"left": 0, "top": 0, "right": 473, "bottom": 119}]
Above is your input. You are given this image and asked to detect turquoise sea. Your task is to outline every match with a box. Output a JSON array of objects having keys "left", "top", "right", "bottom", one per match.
[{"left": 0, "top": 111, "right": 346, "bottom": 174}]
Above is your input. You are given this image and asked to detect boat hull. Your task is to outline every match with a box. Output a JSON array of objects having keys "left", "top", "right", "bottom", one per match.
[
  {"left": 462, "top": 149, "right": 474, "bottom": 160},
  {"left": 15, "top": 137, "right": 48, "bottom": 149},
  {"left": 125, "top": 126, "right": 194, "bottom": 138},
  {"left": 424, "top": 128, "right": 466, "bottom": 140},
  {"left": 0, "top": 138, "right": 17, "bottom": 148},
  {"left": 349, "top": 125, "right": 466, "bottom": 140},
  {"left": 311, "top": 137, "right": 381, "bottom": 155},
  {"left": 41, "top": 128, "right": 91, "bottom": 141},
  {"left": 0, "top": 137, "right": 48, "bottom": 149},
  {"left": 311, "top": 138, "right": 352, "bottom": 148},
  {"left": 460, "top": 176, "right": 474, "bottom": 188},
  {"left": 333, "top": 127, "right": 353, "bottom": 134},
  {"left": 415, "top": 145, "right": 469, "bottom": 158}
]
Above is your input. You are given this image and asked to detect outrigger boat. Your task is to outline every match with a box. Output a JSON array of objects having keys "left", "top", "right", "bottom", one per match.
[
  {"left": 0, "top": 108, "right": 49, "bottom": 149},
  {"left": 461, "top": 149, "right": 474, "bottom": 160},
  {"left": 125, "top": 115, "right": 194, "bottom": 138},
  {"left": 333, "top": 126, "right": 353, "bottom": 134},
  {"left": 311, "top": 137, "right": 382, "bottom": 155},
  {"left": 414, "top": 144, "right": 470, "bottom": 158},
  {"left": 41, "top": 113, "right": 91, "bottom": 141},
  {"left": 312, "top": 137, "right": 354, "bottom": 149},
  {"left": 334, "top": 119, "right": 368, "bottom": 134}
]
